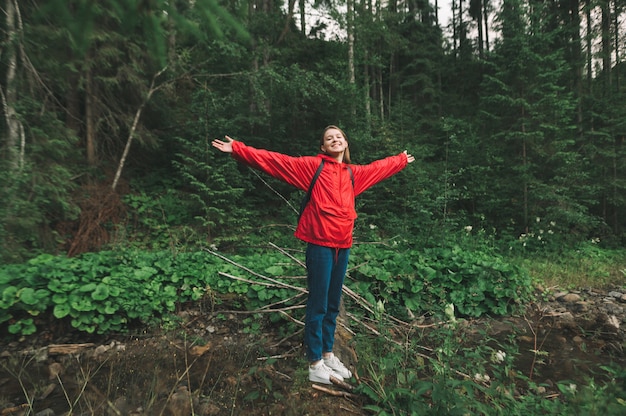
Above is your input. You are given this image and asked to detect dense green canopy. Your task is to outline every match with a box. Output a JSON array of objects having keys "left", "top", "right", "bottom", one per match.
[{"left": 1, "top": 0, "right": 624, "bottom": 262}]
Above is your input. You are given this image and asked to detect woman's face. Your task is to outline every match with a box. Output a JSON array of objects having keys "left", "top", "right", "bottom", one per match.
[{"left": 320, "top": 128, "right": 348, "bottom": 157}]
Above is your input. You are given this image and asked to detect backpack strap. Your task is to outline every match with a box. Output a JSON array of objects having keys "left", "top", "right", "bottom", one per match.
[
  {"left": 299, "top": 160, "right": 325, "bottom": 221},
  {"left": 298, "top": 161, "right": 354, "bottom": 221}
]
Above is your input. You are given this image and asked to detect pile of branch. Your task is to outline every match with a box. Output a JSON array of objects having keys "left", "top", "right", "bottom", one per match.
[
  {"left": 203, "top": 242, "right": 457, "bottom": 399},
  {"left": 67, "top": 184, "right": 125, "bottom": 257},
  {"left": 204, "top": 243, "right": 445, "bottom": 338},
  {"left": 203, "top": 244, "right": 414, "bottom": 338}
]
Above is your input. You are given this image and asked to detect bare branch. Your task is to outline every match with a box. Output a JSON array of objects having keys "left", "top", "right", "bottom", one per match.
[{"left": 112, "top": 66, "right": 168, "bottom": 190}]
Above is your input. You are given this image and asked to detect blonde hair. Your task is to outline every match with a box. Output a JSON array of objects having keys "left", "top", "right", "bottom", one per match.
[{"left": 320, "top": 125, "right": 351, "bottom": 163}]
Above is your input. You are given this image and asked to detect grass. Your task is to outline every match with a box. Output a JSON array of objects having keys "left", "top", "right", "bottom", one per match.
[{"left": 511, "top": 244, "right": 626, "bottom": 289}]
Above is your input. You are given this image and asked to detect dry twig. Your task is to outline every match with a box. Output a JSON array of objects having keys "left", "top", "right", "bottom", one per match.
[{"left": 312, "top": 384, "right": 359, "bottom": 399}]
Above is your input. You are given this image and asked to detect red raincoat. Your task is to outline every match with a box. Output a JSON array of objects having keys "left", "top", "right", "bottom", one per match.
[{"left": 231, "top": 140, "right": 409, "bottom": 248}]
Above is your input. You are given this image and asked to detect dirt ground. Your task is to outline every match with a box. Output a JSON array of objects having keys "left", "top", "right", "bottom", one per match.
[{"left": 1, "top": 287, "right": 625, "bottom": 416}]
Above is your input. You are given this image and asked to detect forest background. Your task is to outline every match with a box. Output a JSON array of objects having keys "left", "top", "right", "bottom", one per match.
[
  {"left": 1, "top": 0, "right": 625, "bottom": 278},
  {"left": 3, "top": 2, "right": 626, "bottom": 414}
]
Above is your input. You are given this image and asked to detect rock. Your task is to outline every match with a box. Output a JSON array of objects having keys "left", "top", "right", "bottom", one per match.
[
  {"left": 190, "top": 342, "right": 212, "bottom": 357},
  {"left": 573, "top": 301, "right": 589, "bottom": 313},
  {"left": 93, "top": 343, "right": 112, "bottom": 358},
  {"left": 606, "top": 315, "right": 620, "bottom": 331},
  {"left": 555, "top": 312, "right": 577, "bottom": 330},
  {"left": 602, "top": 302, "right": 624, "bottom": 316},
  {"left": 558, "top": 293, "right": 581, "bottom": 303},
  {"left": 109, "top": 396, "right": 134, "bottom": 416},
  {"left": 167, "top": 386, "right": 195, "bottom": 416}
]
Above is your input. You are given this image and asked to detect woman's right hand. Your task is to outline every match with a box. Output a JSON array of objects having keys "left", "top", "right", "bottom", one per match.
[{"left": 211, "top": 135, "right": 235, "bottom": 153}]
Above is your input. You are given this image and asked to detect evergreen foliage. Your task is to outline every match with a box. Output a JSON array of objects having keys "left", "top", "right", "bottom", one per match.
[{"left": 1, "top": 0, "right": 625, "bottom": 256}]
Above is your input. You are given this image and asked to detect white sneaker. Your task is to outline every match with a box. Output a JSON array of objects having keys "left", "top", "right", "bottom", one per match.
[
  {"left": 309, "top": 362, "right": 344, "bottom": 384},
  {"left": 323, "top": 353, "right": 352, "bottom": 379}
]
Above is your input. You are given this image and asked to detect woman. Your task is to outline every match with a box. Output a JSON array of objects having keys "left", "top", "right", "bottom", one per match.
[{"left": 212, "top": 126, "right": 414, "bottom": 384}]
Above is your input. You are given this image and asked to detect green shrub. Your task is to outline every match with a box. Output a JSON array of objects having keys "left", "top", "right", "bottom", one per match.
[
  {"left": 349, "top": 240, "right": 533, "bottom": 319},
  {"left": 0, "top": 250, "right": 223, "bottom": 335}
]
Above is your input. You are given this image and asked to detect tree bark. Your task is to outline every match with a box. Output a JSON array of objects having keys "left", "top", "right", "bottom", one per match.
[
  {"left": 601, "top": 0, "right": 611, "bottom": 94},
  {"left": 85, "top": 63, "right": 97, "bottom": 166},
  {"left": 299, "top": 0, "right": 306, "bottom": 35},
  {"left": 3, "top": 0, "right": 25, "bottom": 171},
  {"left": 348, "top": 0, "right": 356, "bottom": 116},
  {"left": 483, "top": 0, "right": 490, "bottom": 53}
]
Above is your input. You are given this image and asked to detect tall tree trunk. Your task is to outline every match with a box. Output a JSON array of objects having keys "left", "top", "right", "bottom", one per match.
[
  {"left": 459, "top": 0, "right": 465, "bottom": 54},
  {"left": 601, "top": 0, "right": 611, "bottom": 94},
  {"left": 452, "top": 0, "right": 457, "bottom": 54},
  {"left": 569, "top": 0, "right": 583, "bottom": 136},
  {"left": 614, "top": 1, "right": 620, "bottom": 91},
  {"left": 483, "top": 0, "right": 490, "bottom": 53},
  {"left": 2, "top": 0, "right": 24, "bottom": 171},
  {"left": 347, "top": 0, "right": 356, "bottom": 116},
  {"left": 472, "top": 0, "right": 484, "bottom": 58},
  {"left": 278, "top": 0, "right": 296, "bottom": 43},
  {"left": 585, "top": 0, "right": 592, "bottom": 93},
  {"left": 85, "top": 63, "right": 97, "bottom": 166},
  {"left": 112, "top": 68, "right": 167, "bottom": 191},
  {"left": 299, "top": 0, "right": 306, "bottom": 35}
]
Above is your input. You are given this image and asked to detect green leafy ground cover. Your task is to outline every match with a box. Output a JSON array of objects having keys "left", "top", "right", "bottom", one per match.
[
  {"left": 1, "top": 241, "right": 533, "bottom": 337},
  {"left": 1, "top": 241, "right": 625, "bottom": 414}
]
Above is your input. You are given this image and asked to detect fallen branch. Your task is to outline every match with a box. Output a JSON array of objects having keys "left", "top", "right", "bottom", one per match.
[
  {"left": 312, "top": 384, "right": 359, "bottom": 399},
  {"left": 259, "top": 292, "right": 306, "bottom": 310},
  {"left": 48, "top": 343, "right": 96, "bottom": 355},
  {"left": 0, "top": 404, "right": 29, "bottom": 415},
  {"left": 256, "top": 353, "right": 297, "bottom": 361},
  {"left": 346, "top": 312, "right": 401, "bottom": 346},
  {"left": 279, "top": 310, "right": 304, "bottom": 326},
  {"left": 330, "top": 375, "right": 355, "bottom": 392},
  {"left": 269, "top": 242, "right": 306, "bottom": 268},
  {"left": 218, "top": 304, "right": 305, "bottom": 315},
  {"left": 206, "top": 249, "right": 306, "bottom": 293},
  {"left": 218, "top": 271, "right": 302, "bottom": 292},
  {"left": 270, "top": 328, "right": 304, "bottom": 349}
]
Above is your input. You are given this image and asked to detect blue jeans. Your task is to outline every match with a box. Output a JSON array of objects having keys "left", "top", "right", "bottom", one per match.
[{"left": 304, "top": 243, "right": 350, "bottom": 362}]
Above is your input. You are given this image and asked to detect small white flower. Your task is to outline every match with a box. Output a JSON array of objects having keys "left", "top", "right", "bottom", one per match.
[
  {"left": 550, "top": 221, "right": 556, "bottom": 226},
  {"left": 444, "top": 303, "right": 457, "bottom": 323},
  {"left": 369, "top": 224, "right": 378, "bottom": 230},
  {"left": 491, "top": 350, "right": 506, "bottom": 363},
  {"left": 209, "top": 244, "right": 218, "bottom": 251},
  {"left": 474, "top": 373, "right": 491, "bottom": 382},
  {"left": 548, "top": 230, "right": 554, "bottom": 234},
  {"left": 536, "top": 217, "right": 541, "bottom": 223},
  {"left": 464, "top": 226, "right": 473, "bottom": 233}
]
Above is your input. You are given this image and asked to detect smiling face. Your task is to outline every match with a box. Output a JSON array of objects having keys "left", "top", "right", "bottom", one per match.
[{"left": 320, "top": 127, "right": 348, "bottom": 162}]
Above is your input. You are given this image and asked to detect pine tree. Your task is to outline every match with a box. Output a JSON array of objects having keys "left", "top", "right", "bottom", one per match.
[{"left": 477, "top": 0, "right": 582, "bottom": 239}]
